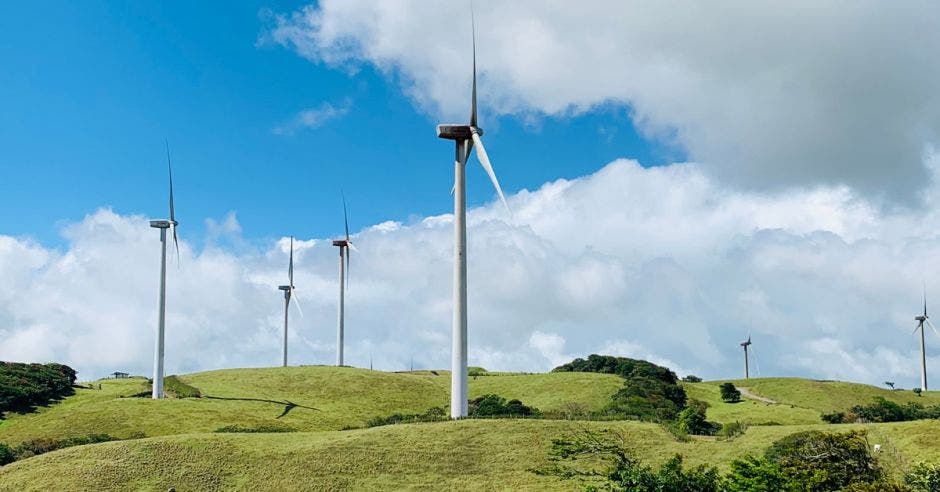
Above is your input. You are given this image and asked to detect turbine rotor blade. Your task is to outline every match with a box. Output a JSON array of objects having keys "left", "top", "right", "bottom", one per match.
[
  {"left": 289, "top": 287, "right": 303, "bottom": 318},
  {"left": 470, "top": 132, "right": 510, "bottom": 214},
  {"left": 345, "top": 245, "right": 350, "bottom": 291},
  {"left": 927, "top": 319, "right": 940, "bottom": 339},
  {"left": 170, "top": 222, "right": 180, "bottom": 266},
  {"left": 914, "top": 321, "right": 923, "bottom": 336},
  {"left": 342, "top": 192, "right": 350, "bottom": 242},
  {"left": 469, "top": 7, "right": 477, "bottom": 128},
  {"left": 165, "top": 139, "right": 175, "bottom": 223},
  {"left": 288, "top": 236, "right": 294, "bottom": 286}
]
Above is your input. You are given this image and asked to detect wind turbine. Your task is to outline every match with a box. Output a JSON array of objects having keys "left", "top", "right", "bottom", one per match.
[
  {"left": 436, "top": 12, "right": 510, "bottom": 418},
  {"left": 332, "top": 195, "right": 358, "bottom": 366},
  {"left": 740, "top": 335, "right": 752, "bottom": 380},
  {"left": 149, "top": 141, "right": 180, "bottom": 399},
  {"left": 277, "top": 237, "right": 303, "bottom": 367},
  {"left": 914, "top": 287, "right": 939, "bottom": 392}
]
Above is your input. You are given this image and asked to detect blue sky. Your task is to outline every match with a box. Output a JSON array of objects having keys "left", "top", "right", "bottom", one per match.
[
  {"left": 4, "top": 2, "right": 940, "bottom": 383},
  {"left": 1, "top": 1, "right": 662, "bottom": 248}
]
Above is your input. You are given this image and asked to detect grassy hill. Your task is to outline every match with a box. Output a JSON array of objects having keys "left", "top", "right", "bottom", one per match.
[
  {"left": 2, "top": 419, "right": 939, "bottom": 491},
  {"left": 3, "top": 369, "right": 940, "bottom": 490},
  {"left": 0, "top": 366, "right": 622, "bottom": 445},
  {"left": 682, "top": 377, "right": 940, "bottom": 425}
]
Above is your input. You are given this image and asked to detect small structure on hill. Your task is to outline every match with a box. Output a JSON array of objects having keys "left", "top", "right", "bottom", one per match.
[{"left": 110, "top": 371, "right": 129, "bottom": 379}]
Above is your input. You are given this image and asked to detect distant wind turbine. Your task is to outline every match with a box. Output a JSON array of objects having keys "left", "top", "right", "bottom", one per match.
[
  {"left": 277, "top": 237, "right": 303, "bottom": 367},
  {"left": 436, "top": 10, "right": 511, "bottom": 418},
  {"left": 914, "top": 287, "right": 939, "bottom": 392},
  {"left": 332, "top": 195, "right": 358, "bottom": 366},
  {"left": 740, "top": 334, "right": 752, "bottom": 380},
  {"left": 148, "top": 140, "right": 180, "bottom": 399}
]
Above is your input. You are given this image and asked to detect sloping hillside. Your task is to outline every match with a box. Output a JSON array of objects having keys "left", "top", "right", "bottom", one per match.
[
  {"left": 0, "top": 367, "right": 622, "bottom": 445},
  {"left": 2, "top": 419, "right": 939, "bottom": 491}
]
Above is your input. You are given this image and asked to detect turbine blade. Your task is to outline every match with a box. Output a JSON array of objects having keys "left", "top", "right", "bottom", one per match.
[
  {"left": 345, "top": 246, "right": 350, "bottom": 291},
  {"left": 914, "top": 322, "right": 923, "bottom": 336},
  {"left": 469, "top": 6, "right": 477, "bottom": 128},
  {"left": 925, "top": 281, "right": 928, "bottom": 317},
  {"left": 170, "top": 222, "right": 180, "bottom": 266},
  {"left": 165, "top": 139, "right": 175, "bottom": 223},
  {"left": 288, "top": 236, "right": 294, "bottom": 286},
  {"left": 342, "top": 192, "right": 350, "bottom": 241},
  {"left": 347, "top": 241, "right": 360, "bottom": 254},
  {"left": 290, "top": 287, "right": 303, "bottom": 318},
  {"left": 927, "top": 319, "right": 940, "bottom": 339},
  {"left": 470, "top": 133, "right": 510, "bottom": 214}
]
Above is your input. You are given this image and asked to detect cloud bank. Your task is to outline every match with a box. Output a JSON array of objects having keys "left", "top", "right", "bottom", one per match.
[
  {"left": 268, "top": 1, "right": 940, "bottom": 201},
  {"left": 3, "top": 157, "right": 940, "bottom": 386}
]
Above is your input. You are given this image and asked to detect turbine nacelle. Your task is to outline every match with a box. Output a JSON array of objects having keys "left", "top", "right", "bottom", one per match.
[
  {"left": 437, "top": 124, "right": 481, "bottom": 141},
  {"left": 149, "top": 219, "right": 176, "bottom": 229},
  {"left": 917, "top": 315, "right": 928, "bottom": 322},
  {"left": 332, "top": 239, "right": 350, "bottom": 248}
]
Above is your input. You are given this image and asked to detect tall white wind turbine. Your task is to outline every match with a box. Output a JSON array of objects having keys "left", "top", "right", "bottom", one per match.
[
  {"left": 332, "top": 195, "right": 358, "bottom": 366},
  {"left": 740, "top": 335, "right": 752, "bottom": 380},
  {"left": 149, "top": 141, "right": 180, "bottom": 399},
  {"left": 914, "top": 287, "right": 939, "bottom": 392},
  {"left": 278, "top": 237, "right": 303, "bottom": 367},
  {"left": 436, "top": 12, "right": 511, "bottom": 418}
]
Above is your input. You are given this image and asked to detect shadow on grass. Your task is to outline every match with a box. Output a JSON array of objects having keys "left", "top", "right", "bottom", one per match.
[{"left": 203, "top": 395, "right": 320, "bottom": 418}]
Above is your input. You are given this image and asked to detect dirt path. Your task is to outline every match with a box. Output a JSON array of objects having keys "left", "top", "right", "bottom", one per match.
[{"left": 738, "top": 386, "right": 777, "bottom": 404}]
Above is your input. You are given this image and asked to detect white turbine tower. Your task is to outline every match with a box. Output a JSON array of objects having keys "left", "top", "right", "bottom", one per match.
[
  {"left": 149, "top": 141, "right": 180, "bottom": 400},
  {"left": 277, "top": 237, "right": 303, "bottom": 367},
  {"left": 436, "top": 12, "right": 510, "bottom": 418},
  {"left": 332, "top": 195, "right": 358, "bottom": 366},
  {"left": 914, "top": 288, "right": 938, "bottom": 392}
]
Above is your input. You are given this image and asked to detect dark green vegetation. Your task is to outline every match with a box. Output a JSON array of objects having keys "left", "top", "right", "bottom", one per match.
[
  {"left": 554, "top": 354, "right": 687, "bottom": 421},
  {"left": 469, "top": 394, "right": 540, "bottom": 417},
  {"left": 214, "top": 424, "right": 295, "bottom": 433},
  {"left": 822, "top": 397, "right": 940, "bottom": 424},
  {"left": 540, "top": 428, "right": 906, "bottom": 491},
  {"left": 0, "top": 362, "right": 76, "bottom": 417},
  {"left": 720, "top": 382, "right": 742, "bottom": 403},
  {"left": 162, "top": 375, "right": 201, "bottom": 398}
]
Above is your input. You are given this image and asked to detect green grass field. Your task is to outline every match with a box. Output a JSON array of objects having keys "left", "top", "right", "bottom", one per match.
[
  {"left": 0, "top": 366, "right": 622, "bottom": 445},
  {"left": 2, "top": 368, "right": 940, "bottom": 490}
]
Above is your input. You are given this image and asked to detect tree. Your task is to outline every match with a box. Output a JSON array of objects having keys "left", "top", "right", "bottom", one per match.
[
  {"left": 914, "top": 388, "right": 923, "bottom": 397},
  {"left": 720, "top": 383, "right": 742, "bottom": 403},
  {"left": 764, "top": 430, "right": 882, "bottom": 490},
  {"left": 884, "top": 381, "right": 895, "bottom": 390},
  {"left": 682, "top": 375, "right": 703, "bottom": 383},
  {"left": 677, "top": 400, "right": 721, "bottom": 436}
]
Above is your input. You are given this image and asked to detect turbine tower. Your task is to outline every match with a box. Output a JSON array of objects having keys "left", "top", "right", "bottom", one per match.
[
  {"left": 332, "top": 195, "right": 357, "bottom": 366},
  {"left": 740, "top": 335, "right": 752, "bottom": 379},
  {"left": 914, "top": 288, "right": 938, "bottom": 392},
  {"left": 277, "top": 237, "right": 303, "bottom": 367},
  {"left": 436, "top": 12, "right": 511, "bottom": 418},
  {"left": 149, "top": 141, "right": 180, "bottom": 400}
]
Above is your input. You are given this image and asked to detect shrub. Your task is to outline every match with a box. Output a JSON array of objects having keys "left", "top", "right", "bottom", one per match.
[
  {"left": 0, "top": 443, "right": 13, "bottom": 466},
  {"left": 215, "top": 424, "right": 295, "bottom": 433},
  {"left": 720, "top": 383, "right": 742, "bottom": 403},
  {"left": 676, "top": 400, "right": 721, "bottom": 436},
  {"left": 718, "top": 421, "right": 748, "bottom": 439},
  {"left": 821, "top": 411, "right": 846, "bottom": 424},
  {"left": 914, "top": 388, "right": 923, "bottom": 397},
  {"left": 163, "top": 375, "right": 201, "bottom": 398},
  {"left": 469, "top": 394, "right": 539, "bottom": 417},
  {"left": 367, "top": 407, "right": 447, "bottom": 427},
  {"left": 823, "top": 397, "right": 940, "bottom": 424},
  {"left": 12, "top": 434, "right": 117, "bottom": 460},
  {"left": 764, "top": 430, "right": 882, "bottom": 490},
  {"left": 906, "top": 461, "right": 940, "bottom": 491},
  {"left": 0, "top": 362, "right": 77, "bottom": 417},
  {"left": 468, "top": 366, "right": 488, "bottom": 377},
  {"left": 682, "top": 375, "right": 703, "bottom": 383},
  {"left": 724, "top": 455, "right": 799, "bottom": 492}
]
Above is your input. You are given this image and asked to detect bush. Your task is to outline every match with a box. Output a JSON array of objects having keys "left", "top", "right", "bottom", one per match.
[
  {"left": 764, "top": 430, "right": 882, "bottom": 490},
  {"left": 906, "top": 461, "right": 940, "bottom": 491},
  {"left": 822, "top": 397, "right": 940, "bottom": 424},
  {"left": 469, "top": 394, "right": 539, "bottom": 417},
  {"left": 676, "top": 400, "right": 721, "bottom": 436},
  {"left": 0, "top": 362, "right": 77, "bottom": 417},
  {"left": 718, "top": 421, "right": 748, "bottom": 439},
  {"left": 162, "top": 375, "right": 201, "bottom": 398},
  {"left": 682, "top": 375, "right": 703, "bottom": 383},
  {"left": 367, "top": 407, "right": 447, "bottom": 427},
  {"left": 12, "top": 434, "right": 117, "bottom": 460},
  {"left": 720, "top": 383, "right": 742, "bottom": 403},
  {"left": 468, "top": 366, "right": 488, "bottom": 377},
  {"left": 0, "top": 443, "right": 13, "bottom": 466},
  {"left": 214, "top": 424, "right": 295, "bottom": 433},
  {"left": 724, "top": 456, "right": 799, "bottom": 492},
  {"left": 821, "top": 411, "right": 846, "bottom": 424}
]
